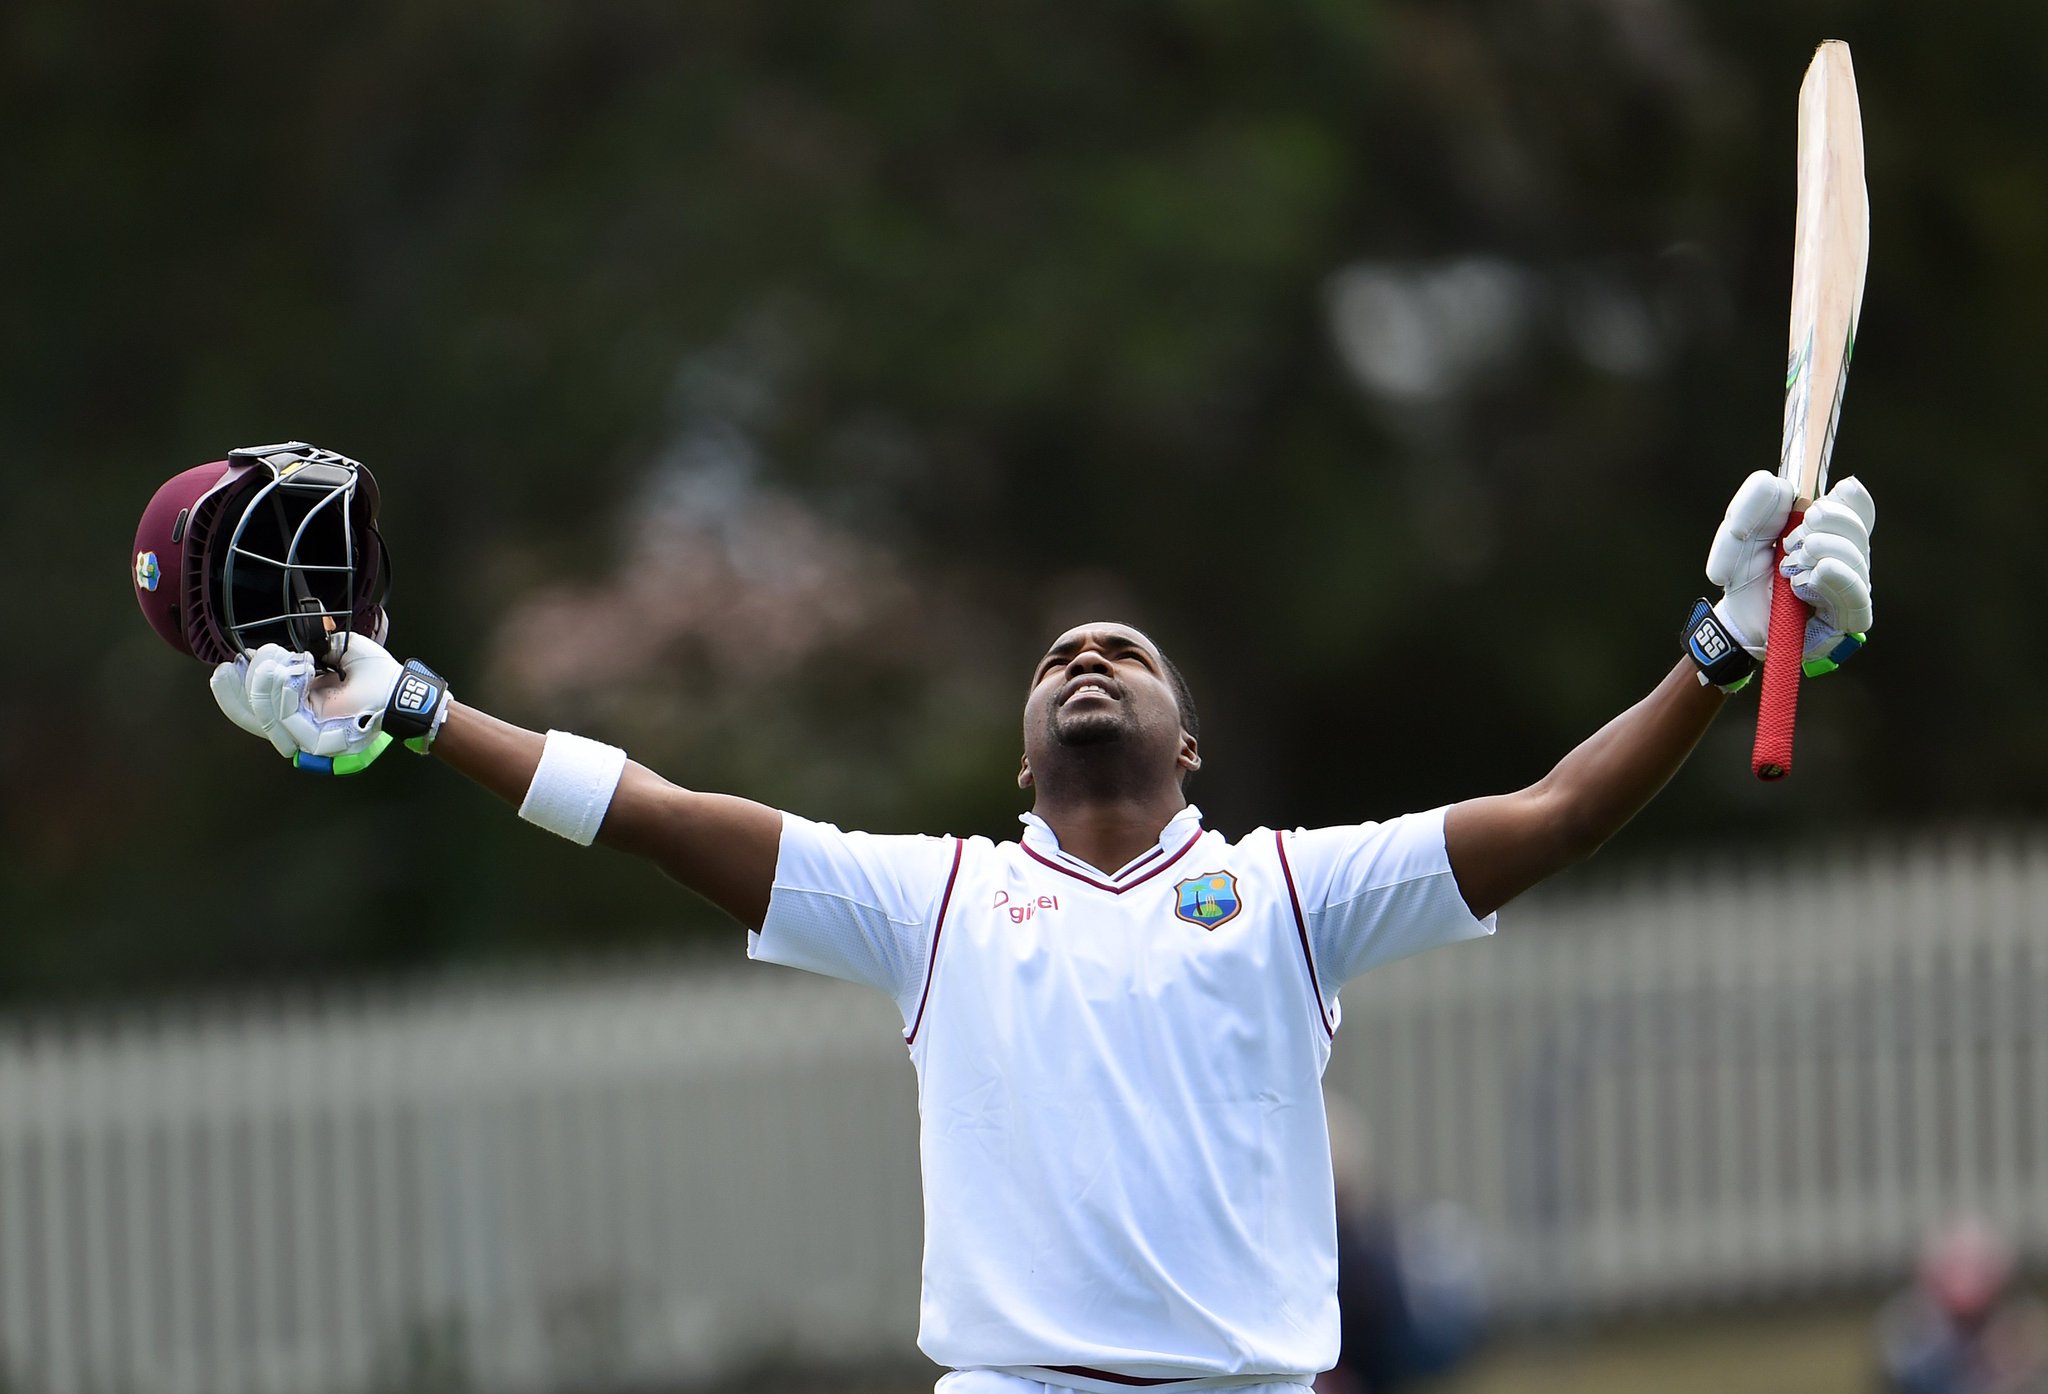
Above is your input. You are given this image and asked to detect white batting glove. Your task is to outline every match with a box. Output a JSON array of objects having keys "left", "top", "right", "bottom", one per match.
[
  {"left": 1706, "top": 471, "right": 1875, "bottom": 669},
  {"left": 210, "top": 636, "right": 440, "bottom": 774},
  {"left": 210, "top": 656, "right": 289, "bottom": 753},
  {"left": 212, "top": 640, "right": 389, "bottom": 759}
]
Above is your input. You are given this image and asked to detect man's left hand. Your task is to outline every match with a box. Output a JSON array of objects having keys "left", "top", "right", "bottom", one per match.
[{"left": 1707, "top": 471, "right": 1876, "bottom": 671}]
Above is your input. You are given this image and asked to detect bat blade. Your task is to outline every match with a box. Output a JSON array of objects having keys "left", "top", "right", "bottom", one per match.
[{"left": 1753, "top": 40, "right": 1869, "bottom": 782}]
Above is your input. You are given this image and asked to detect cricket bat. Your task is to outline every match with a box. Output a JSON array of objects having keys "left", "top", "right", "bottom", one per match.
[{"left": 1753, "top": 40, "right": 1869, "bottom": 781}]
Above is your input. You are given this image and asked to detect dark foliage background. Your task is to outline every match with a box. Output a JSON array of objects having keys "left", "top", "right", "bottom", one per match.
[{"left": 3, "top": 0, "right": 2040, "bottom": 1000}]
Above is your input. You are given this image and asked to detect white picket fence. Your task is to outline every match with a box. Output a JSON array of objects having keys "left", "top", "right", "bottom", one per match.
[
  {"left": 1331, "top": 825, "right": 2048, "bottom": 1313},
  {"left": 0, "top": 968, "right": 926, "bottom": 1394},
  {"left": 3, "top": 827, "right": 2047, "bottom": 1394}
]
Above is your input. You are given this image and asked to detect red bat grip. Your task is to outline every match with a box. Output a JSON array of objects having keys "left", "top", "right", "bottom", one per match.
[{"left": 1751, "top": 512, "right": 1808, "bottom": 781}]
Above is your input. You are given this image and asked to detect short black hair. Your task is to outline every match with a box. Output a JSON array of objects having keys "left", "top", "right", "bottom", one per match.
[
  {"left": 1159, "top": 648, "right": 1200, "bottom": 743},
  {"left": 1158, "top": 647, "right": 1200, "bottom": 787}
]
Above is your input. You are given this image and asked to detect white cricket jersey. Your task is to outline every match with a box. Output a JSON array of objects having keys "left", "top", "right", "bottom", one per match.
[{"left": 748, "top": 804, "right": 1495, "bottom": 1391}]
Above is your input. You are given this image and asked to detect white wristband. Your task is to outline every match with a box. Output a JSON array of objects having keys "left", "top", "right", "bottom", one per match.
[{"left": 518, "top": 730, "right": 628, "bottom": 847}]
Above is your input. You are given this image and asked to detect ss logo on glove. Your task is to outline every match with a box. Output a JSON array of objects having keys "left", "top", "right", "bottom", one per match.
[{"left": 395, "top": 675, "right": 437, "bottom": 714}]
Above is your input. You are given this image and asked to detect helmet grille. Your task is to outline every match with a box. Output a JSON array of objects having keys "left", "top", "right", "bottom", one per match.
[{"left": 221, "top": 466, "right": 359, "bottom": 656}]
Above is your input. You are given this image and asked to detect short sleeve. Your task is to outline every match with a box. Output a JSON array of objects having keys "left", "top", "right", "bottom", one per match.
[
  {"left": 748, "top": 812, "right": 959, "bottom": 1019},
  {"left": 1281, "top": 806, "right": 1496, "bottom": 992}
]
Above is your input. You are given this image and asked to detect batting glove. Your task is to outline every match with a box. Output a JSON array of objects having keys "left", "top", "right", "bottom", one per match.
[
  {"left": 210, "top": 655, "right": 281, "bottom": 750},
  {"left": 210, "top": 636, "right": 450, "bottom": 775},
  {"left": 1706, "top": 471, "right": 1875, "bottom": 673}
]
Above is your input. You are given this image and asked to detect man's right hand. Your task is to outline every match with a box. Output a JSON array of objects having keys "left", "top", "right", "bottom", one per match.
[
  {"left": 210, "top": 637, "right": 413, "bottom": 771},
  {"left": 213, "top": 635, "right": 783, "bottom": 926}
]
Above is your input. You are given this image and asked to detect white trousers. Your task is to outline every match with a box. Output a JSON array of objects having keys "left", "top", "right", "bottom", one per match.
[{"left": 938, "top": 1374, "right": 1313, "bottom": 1394}]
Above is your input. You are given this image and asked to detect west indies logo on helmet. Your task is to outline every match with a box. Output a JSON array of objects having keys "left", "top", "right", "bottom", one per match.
[{"left": 133, "top": 443, "right": 390, "bottom": 665}]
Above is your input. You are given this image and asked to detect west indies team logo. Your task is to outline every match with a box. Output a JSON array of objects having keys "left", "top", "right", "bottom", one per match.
[
  {"left": 1173, "top": 871, "right": 1241, "bottom": 930},
  {"left": 133, "top": 550, "right": 160, "bottom": 592}
]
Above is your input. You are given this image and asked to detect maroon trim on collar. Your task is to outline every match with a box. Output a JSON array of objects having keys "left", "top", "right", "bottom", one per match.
[
  {"left": 1041, "top": 836, "right": 1164, "bottom": 883},
  {"left": 1020, "top": 827, "right": 1204, "bottom": 895},
  {"left": 1036, "top": 1366, "right": 1197, "bottom": 1387},
  {"left": 904, "top": 837, "right": 965, "bottom": 1047},
  {"left": 1274, "top": 829, "right": 1335, "bottom": 1040}
]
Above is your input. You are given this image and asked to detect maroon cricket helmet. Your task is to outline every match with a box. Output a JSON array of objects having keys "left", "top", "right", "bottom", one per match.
[{"left": 132, "top": 442, "right": 390, "bottom": 664}]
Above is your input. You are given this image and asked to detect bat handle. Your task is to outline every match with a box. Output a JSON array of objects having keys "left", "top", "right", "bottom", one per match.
[{"left": 1751, "top": 511, "right": 1808, "bottom": 781}]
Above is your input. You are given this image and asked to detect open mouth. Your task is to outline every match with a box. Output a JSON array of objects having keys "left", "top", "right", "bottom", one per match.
[{"left": 1058, "top": 678, "right": 1120, "bottom": 707}]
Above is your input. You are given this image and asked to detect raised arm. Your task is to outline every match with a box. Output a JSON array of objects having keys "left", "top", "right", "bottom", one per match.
[
  {"left": 429, "top": 704, "right": 782, "bottom": 930},
  {"left": 1445, "top": 470, "right": 1877, "bottom": 920},
  {"left": 1444, "top": 659, "right": 1720, "bottom": 919},
  {"left": 210, "top": 646, "right": 784, "bottom": 930}
]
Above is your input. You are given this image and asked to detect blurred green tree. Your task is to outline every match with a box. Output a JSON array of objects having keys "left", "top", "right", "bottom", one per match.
[{"left": 1, "top": 0, "right": 2039, "bottom": 999}]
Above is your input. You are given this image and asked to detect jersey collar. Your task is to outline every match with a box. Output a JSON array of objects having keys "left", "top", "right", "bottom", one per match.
[{"left": 1016, "top": 805, "right": 1206, "bottom": 893}]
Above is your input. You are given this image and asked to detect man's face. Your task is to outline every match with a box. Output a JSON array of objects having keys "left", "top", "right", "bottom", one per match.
[{"left": 1020, "top": 622, "right": 1191, "bottom": 789}]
